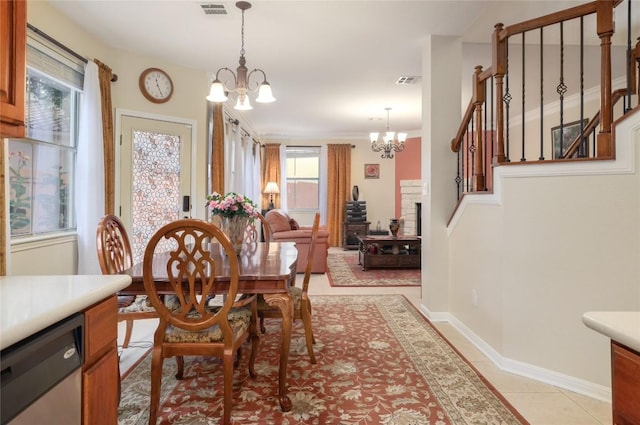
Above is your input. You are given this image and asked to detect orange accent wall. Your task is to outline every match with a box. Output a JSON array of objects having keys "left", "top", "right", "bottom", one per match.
[{"left": 394, "top": 136, "right": 421, "bottom": 218}]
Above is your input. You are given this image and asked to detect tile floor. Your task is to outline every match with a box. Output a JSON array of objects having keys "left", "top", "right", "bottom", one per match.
[{"left": 117, "top": 248, "right": 613, "bottom": 425}]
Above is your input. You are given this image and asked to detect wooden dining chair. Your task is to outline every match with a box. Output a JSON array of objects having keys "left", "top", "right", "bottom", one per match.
[
  {"left": 257, "top": 211, "right": 320, "bottom": 364},
  {"left": 244, "top": 211, "right": 271, "bottom": 246},
  {"left": 96, "top": 214, "right": 157, "bottom": 348},
  {"left": 143, "top": 218, "right": 259, "bottom": 425}
]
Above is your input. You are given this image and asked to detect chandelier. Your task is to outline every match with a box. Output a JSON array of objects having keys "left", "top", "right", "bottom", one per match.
[
  {"left": 206, "top": 1, "right": 275, "bottom": 110},
  {"left": 370, "top": 107, "right": 407, "bottom": 159}
]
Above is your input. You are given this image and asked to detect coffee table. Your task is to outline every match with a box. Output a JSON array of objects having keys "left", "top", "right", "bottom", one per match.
[{"left": 357, "top": 235, "right": 421, "bottom": 270}]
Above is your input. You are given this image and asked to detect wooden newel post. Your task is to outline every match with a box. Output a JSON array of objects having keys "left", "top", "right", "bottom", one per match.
[
  {"left": 492, "top": 23, "right": 507, "bottom": 164},
  {"left": 634, "top": 38, "right": 640, "bottom": 97},
  {"left": 473, "top": 66, "right": 486, "bottom": 192},
  {"left": 596, "top": 0, "right": 614, "bottom": 158}
]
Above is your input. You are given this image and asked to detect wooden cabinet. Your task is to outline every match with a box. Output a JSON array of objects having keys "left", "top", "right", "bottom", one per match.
[
  {"left": 0, "top": 0, "right": 26, "bottom": 138},
  {"left": 612, "top": 341, "right": 640, "bottom": 425},
  {"left": 83, "top": 296, "right": 119, "bottom": 425},
  {"left": 343, "top": 221, "right": 370, "bottom": 250}
]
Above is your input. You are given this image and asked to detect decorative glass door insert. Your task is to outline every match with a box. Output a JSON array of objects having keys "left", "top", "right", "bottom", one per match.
[{"left": 120, "top": 116, "right": 192, "bottom": 263}]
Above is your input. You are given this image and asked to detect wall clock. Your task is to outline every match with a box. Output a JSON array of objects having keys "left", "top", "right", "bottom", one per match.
[{"left": 138, "top": 68, "right": 173, "bottom": 103}]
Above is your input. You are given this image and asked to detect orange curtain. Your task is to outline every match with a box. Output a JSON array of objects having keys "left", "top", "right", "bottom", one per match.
[
  {"left": 262, "top": 144, "right": 280, "bottom": 210},
  {"left": 327, "top": 144, "right": 351, "bottom": 247},
  {"left": 94, "top": 59, "right": 114, "bottom": 215},
  {"left": 211, "top": 103, "right": 225, "bottom": 194}
]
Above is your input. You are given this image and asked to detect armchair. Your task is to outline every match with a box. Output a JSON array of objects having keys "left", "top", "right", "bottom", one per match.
[{"left": 264, "top": 209, "right": 329, "bottom": 273}]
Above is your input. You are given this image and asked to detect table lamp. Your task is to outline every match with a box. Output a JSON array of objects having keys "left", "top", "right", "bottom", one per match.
[{"left": 264, "top": 181, "right": 280, "bottom": 209}]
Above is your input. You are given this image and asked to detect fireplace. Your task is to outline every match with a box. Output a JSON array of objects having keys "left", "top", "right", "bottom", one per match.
[
  {"left": 416, "top": 203, "right": 422, "bottom": 236},
  {"left": 400, "top": 180, "right": 421, "bottom": 235}
]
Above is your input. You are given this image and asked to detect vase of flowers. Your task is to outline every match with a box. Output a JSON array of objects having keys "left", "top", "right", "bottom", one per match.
[{"left": 206, "top": 191, "right": 258, "bottom": 255}]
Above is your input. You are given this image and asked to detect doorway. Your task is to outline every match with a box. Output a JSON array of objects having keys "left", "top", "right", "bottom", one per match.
[{"left": 117, "top": 112, "right": 195, "bottom": 263}]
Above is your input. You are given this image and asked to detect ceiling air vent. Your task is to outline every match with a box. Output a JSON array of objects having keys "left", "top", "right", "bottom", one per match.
[
  {"left": 396, "top": 76, "right": 421, "bottom": 85},
  {"left": 200, "top": 3, "right": 228, "bottom": 15}
]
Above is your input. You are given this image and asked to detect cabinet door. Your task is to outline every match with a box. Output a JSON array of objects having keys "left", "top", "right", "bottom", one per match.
[
  {"left": 0, "top": 0, "right": 26, "bottom": 138},
  {"left": 83, "top": 296, "right": 119, "bottom": 425},
  {"left": 612, "top": 342, "right": 640, "bottom": 425},
  {"left": 82, "top": 348, "right": 119, "bottom": 425}
]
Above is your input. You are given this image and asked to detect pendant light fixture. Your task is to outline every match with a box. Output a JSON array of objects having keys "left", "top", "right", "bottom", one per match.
[
  {"left": 206, "top": 1, "right": 275, "bottom": 110},
  {"left": 370, "top": 107, "right": 407, "bottom": 159}
]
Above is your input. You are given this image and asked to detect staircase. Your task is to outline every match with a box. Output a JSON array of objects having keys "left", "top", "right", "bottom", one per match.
[
  {"left": 450, "top": 0, "right": 639, "bottom": 200},
  {"left": 442, "top": 0, "right": 640, "bottom": 402}
]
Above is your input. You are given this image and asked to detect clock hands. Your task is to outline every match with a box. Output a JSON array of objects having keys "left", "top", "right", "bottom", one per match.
[{"left": 154, "top": 77, "right": 164, "bottom": 97}]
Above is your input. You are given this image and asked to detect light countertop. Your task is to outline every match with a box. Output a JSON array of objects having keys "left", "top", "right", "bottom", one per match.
[
  {"left": 582, "top": 311, "right": 640, "bottom": 353},
  {"left": 0, "top": 275, "right": 132, "bottom": 350}
]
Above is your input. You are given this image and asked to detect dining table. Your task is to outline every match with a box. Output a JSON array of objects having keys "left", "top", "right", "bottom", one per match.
[{"left": 119, "top": 241, "right": 299, "bottom": 412}]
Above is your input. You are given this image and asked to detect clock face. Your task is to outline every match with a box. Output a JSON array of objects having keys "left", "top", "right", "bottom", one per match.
[{"left": 139, "top": 68, "right": 173, "bottom": 103}]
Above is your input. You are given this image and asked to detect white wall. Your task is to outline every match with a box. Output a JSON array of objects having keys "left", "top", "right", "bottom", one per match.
[
  {"left": 447, "top": 110, "right": 640, "bottom": 398},
  {"left": 422, "top": 35, "right": 462, "bottom": 313}
]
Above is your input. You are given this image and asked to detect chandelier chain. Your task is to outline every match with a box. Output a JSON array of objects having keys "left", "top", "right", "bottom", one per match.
[{"left": 240, "top": 7, "right": 245, "bottom": 57}]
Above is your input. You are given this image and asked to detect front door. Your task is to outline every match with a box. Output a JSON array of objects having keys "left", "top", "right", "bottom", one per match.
[{"left": 119, "top": 114, "right": 193, "bottom": 263}]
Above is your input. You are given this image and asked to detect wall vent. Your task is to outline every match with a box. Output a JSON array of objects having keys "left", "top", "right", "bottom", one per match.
[
  {"left": 396, "top": 76, "right": 421, "bottom": 85},
  {"left": 200, "top": 3, "right": 228, "bottom": 15}
]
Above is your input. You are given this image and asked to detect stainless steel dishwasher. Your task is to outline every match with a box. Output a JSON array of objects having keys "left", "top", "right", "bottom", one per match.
[{"left": 1, "top": 313, "right": 84, "bottom": 425}]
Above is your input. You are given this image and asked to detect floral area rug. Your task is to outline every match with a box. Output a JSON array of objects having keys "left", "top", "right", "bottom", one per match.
[
  {"left": 118, "top": 295, "right": 527, "bottom": 425},
  {"left": 327, "top": 251, "right": 421, "bottom": 287}
]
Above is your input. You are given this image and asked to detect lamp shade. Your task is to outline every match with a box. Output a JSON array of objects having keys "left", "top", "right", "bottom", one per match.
[
  {"left": 256, "top": 82, "right": 276, "bottom": 103},
  {"left": 206, "top": 80, "right": 228, "bottom": 102},
  {"left": 234, "top": 95, "right": 253, "bottom": 110},
  {"left": 264, "top": 181, "right": 280, "bottom": 194}
]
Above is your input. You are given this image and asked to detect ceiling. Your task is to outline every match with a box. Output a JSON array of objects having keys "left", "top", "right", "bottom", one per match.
[{"left": 48, "top": 0, "right": 638, "bottom": 142}]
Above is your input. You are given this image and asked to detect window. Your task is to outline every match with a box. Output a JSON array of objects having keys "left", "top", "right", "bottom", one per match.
[
  {"left": 8, "top": 29, "right": 83, "bottom": 238},
  {"left": 285, "top": 147, "right": 320, "bottom": 210}
]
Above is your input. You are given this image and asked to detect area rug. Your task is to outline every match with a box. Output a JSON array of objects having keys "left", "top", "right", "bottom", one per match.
[
  {"left": 118, "top": 295, "right": 528, "bottom": 425},
  {"left": 327, "top": 250, "right": 421, "bottom": 287}
]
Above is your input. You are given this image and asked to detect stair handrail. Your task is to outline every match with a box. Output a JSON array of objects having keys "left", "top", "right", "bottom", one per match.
[{"left": 451, "top": 0, "right": 631, "bottom": 197}]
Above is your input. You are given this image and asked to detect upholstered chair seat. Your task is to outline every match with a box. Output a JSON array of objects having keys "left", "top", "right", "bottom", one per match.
[
  {"left": 164, "top": 307, "right": 253, "bottom": 343},
  {"left": 117, "top": 296, "right": 156, "bottom": 314}
]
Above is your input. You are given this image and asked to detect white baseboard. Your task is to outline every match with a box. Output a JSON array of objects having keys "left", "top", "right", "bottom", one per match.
[{"left": 418, "top": 303, "right": 612, "bottom": 403}]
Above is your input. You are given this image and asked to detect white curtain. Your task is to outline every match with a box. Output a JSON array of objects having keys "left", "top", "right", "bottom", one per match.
[
  {"left": 319, "top": 145, "right": 328, "bottom": 225},
  {"left": 242, "top": 136, "right": 261, "bottom": 206},
  {"left": 279, "top": 144, "right": 288, "bottom": 211},
  {"left": 76, "top": 61, "right": 105, "bottom": 274},
  {"left": 252, "top": 143, "right": 261, "bottom": 206},
  {"left": 221, "top": 113, "right": 260, "bottom": 205},
  {"left": 224, "top": 120, "right": 234, "bottom": 193},
  {"left": 232, "top": 130, "right": 243, "bottom": 192}
]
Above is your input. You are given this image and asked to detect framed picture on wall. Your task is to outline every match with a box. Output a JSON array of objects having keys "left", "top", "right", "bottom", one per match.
[
  {"left": 552, "top": 119, "right": 589, "bottom": 159},
  {"left": 364, "top": 163, "right": 379, "bottom": 179}
]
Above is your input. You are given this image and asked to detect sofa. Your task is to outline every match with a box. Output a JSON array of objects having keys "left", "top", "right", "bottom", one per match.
[{"left": 264, "top": 209, "right": 329, "bottom": 274}]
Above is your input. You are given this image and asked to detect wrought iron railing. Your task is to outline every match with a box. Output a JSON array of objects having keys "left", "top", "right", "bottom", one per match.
[{"left": 451, "top": 0, "right": 639, "bottom": 200}]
